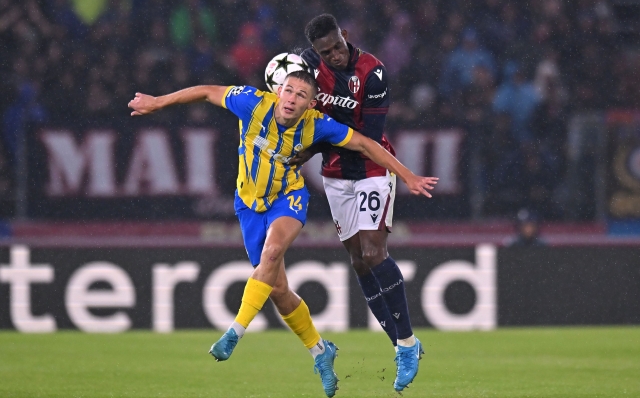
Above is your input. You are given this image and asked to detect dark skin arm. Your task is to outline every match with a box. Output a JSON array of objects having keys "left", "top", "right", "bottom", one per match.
[{"left": 287, "top": 142, "right": 331, "bottom": 166}]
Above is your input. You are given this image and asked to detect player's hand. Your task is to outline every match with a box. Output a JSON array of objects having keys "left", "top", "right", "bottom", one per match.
[
  {"left": 128, "top": 93, "right": 158, "bottom": 116},
  {"left": 287, "top": 149, "right": 315, "bottom": 167},
  {"left": 406, "top": 176, "right": 438, "bottom": 198}
]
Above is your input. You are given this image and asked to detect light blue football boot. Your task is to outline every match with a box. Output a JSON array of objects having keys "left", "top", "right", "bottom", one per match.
[
  {"left": 209, "top": 328, "right": 239, "bottom": 361},
  {"left": 313, "top": 340, "right": 339, "bottom": 397},
  {"left": 393, "top": 337, "right": 424, "bottom": 391}
]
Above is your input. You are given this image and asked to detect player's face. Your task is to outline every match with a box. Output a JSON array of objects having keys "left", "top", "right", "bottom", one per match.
[
  {"left": 312, "top": 29, "right": 350, "bottom": 70},
  {"left": 276, "top": 77, "right": 317, "bottom": 122}
]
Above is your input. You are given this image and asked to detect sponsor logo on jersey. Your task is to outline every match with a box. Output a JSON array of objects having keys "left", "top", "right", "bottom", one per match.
[
  {"left": 314, "top": 69, "right": 319, "bottom": 78},
  {"left": 374, "top": 69, "right": 383, "bottom": 81},
  {"left": 228, "top": 86, "right": 246, "bottom": 96},
  {"left": 253, "top": 136, "right": 293, "bottom": 163},
  {"left": 367, "top": 89, "right": 387, "bottom": 99},
  {"left": 316, "top": 92, "right": 359, "bottom": 109},
  {"left": 348, "top": 76, "right": 361, "bottom": 94}
]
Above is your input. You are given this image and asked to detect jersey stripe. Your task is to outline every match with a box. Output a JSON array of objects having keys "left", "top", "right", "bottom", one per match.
[{"left": 227, "top": 88, "right": 351, "bottom": 212}]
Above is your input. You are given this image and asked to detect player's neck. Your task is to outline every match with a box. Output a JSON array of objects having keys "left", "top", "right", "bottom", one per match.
[{"left": 274, "top": 107, "right": 299, "bottom": 128}]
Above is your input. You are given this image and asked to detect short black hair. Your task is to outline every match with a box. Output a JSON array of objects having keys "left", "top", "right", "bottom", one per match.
[
  {"left": 284, "top": 70, "right": 319, "bottom": 96},
  {"left": 305, "top": 14, "right": 340, "bottom": 44}
]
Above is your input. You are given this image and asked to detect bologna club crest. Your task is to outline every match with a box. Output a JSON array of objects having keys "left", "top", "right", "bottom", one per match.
[{"left": 348, "top": 76, "right": 360, "bottom": 94}]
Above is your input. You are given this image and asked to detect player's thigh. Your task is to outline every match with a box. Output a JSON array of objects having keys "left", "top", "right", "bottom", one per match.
[
  {"left": 264, "top": 187, "right": 309, "bottom": 254},
  {"left": 323, "top": 176, "right": 359, "bottom": 241},
  {"left": 354, "top": 173, "right": 396, "bottom": 233}
]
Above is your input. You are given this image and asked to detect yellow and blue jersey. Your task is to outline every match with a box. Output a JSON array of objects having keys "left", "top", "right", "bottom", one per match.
[{"left": 221, "top": 85, "right": 354, "bottom": 212}]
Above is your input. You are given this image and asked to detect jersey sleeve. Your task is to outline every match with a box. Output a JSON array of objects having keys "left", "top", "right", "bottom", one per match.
[
  {"left": 361, "top": 65, "right": 389, "bottom": 142},
  {"left": 313, "top": 114, "right": 354, "bottom": 147},
  {"left": 300, "top": 48, "right": 321, "bottom": 69},
  {"left": 220, "top": 85, "right": 260, "bottom": 120}
]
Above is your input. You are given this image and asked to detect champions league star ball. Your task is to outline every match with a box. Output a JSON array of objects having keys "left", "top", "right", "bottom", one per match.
[{"left": 264, "top": 53, "right": 310, "bottom": 93}]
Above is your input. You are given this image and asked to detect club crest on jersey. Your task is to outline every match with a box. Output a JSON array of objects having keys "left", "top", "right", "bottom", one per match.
[{"left": 348, "top": 76, "right": 361, "bottom": 94}]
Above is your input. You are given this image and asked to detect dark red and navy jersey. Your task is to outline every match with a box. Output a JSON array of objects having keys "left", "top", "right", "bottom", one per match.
[{"left": 301, "top": 43, "right": 394, "bottom": 180}]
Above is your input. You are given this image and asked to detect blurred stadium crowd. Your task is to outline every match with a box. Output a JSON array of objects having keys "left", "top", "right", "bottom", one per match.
[{"left": 1, "top": 0, "right": 639, "bottom": 221}]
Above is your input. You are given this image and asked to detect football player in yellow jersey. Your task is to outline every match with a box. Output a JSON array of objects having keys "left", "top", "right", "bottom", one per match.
[{"left": 128, "top": 71, "right": 438, "bottom": 397}]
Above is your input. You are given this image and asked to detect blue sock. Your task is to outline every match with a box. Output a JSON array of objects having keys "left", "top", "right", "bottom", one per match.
[
  {"left": 370, "top": 256, "right": 413, "bottom": 340},
  {"left": 357, "top": 271, "right": 397, "bottom": 346}
]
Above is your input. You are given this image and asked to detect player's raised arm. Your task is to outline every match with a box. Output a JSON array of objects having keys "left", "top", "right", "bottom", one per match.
[
  {"left": 128, "top": 85, "right": 229, "bottom": 116},
  {"left": 342, "top": 131, "right": 439, "bottom": 197}
]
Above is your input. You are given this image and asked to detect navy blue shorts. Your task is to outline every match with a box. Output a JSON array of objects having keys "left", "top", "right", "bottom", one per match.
[{"left": 235, "top": 187, "right": 309, "bottom": 266}]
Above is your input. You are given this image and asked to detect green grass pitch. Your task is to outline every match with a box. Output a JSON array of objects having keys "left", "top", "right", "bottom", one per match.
[{"left": 1, "top": 327, "right": 639, "bottom": 397}]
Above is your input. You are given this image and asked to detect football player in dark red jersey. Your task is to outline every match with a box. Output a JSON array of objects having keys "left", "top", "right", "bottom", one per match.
[{"left": 292, "top": 14, "right": 435, "bottom": 392}]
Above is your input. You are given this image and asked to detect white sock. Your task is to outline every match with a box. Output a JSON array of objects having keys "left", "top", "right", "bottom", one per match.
[
  {"left": 230, "top": 322, "right": 246, "bottom": 338},
  {"left": 309, "top": 339, "right": 326, "bottom": 359},
  {"left": 397, "top": 335, "right": 416, "bottom": 347}
]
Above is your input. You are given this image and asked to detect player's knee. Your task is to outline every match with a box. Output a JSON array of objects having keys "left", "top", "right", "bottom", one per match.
[
  {"left": 361, "top": 247, "right": 386, "bottom": 267},
  {"left": 270, "top": 283, "right": 288, "bottom": 300},
  {"left": 261, "top": 243, "right": 285, "bottom": 265}
]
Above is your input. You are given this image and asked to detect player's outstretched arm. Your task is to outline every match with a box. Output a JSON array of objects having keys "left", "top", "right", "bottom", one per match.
[
  {"left": 342, "top": 131, "right": 439, "bottom": 198},
  {"left": 128, "top": 85, "right": 229, "bottom": 116}
]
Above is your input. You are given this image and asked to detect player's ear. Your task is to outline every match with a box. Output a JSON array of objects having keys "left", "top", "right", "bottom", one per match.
[
  {"left": 308, "top": 99, "right": 317, "bottom": 109},
  {"left": 277, "top": 85, "right": 282, "bottom": 97},
  {"left": 341, "top": 29, "right": 349, "bottom": 42}
]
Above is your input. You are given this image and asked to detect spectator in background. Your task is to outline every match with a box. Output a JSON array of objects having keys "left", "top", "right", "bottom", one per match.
[
  {"left": 2, "top": 81, "right": 47, "bottom": 166},
  {"left": 249, "top": 0, "right": 280, "bottom": 52},
  {"left": 230, "top": 22, "right": 266, "bottom": 85},
  {"left": 170, "top": 0, "right": 217, "bottom": 50},
  {"left": 532, "top": 60, "right": 569, "bottom": 177},
  {"left": 493, "top": 61, "right": 541, "bottom": 145},
  {"left": 48, "top": 0, "right": 88, "bottom": 40},
  {"left": 439, "top": 28, "right": 496, "bottom": 99},
  {"left": 507, "top": 208, "right": 547, "bottom": 247},
  {"left": 378, "top": 12, "right": 415, "bottom": 81}
]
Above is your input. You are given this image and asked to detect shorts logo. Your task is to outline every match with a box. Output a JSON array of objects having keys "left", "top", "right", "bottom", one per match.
[
  {"left": 348, "top": 76, "right": 361, "bottom": 94},
  {"left": 370, "top": 213, "right": 379, "bottom": 223},
  {"left": 253, "top": 136, "right": 293, "bottom": 163}
]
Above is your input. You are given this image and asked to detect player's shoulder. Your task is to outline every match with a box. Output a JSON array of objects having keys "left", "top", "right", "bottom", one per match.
[
  {"left": 226, "top": 85, "right": 274, "bottom": 102},
  {"left": 224, "top": 85, "right": 276, "bottom": 111},
  {"left": 300, "top": 48, "right": 320, "bottom": 69},
  {"left": 355, "top": 48, "right": 385, "bottom": 73},
  {"left": 303, "top": 107, "right": 326, "bottom": 123},
  {"left": 225, "top": 85, "right": 262, "bottom": 97}
]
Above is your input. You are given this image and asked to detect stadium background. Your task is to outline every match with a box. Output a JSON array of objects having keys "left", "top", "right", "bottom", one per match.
[{"left": 0, "top": 0, "right": 639, "bottom": 334}]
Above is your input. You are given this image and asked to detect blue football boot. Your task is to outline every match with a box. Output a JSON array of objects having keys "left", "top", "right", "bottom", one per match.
[
  {"left": 209, "top": 328, "right": 239, "bottom": 361},
  {"left": 313, "top": 340, "right": 339, "bottom": 397},
  {"left": 393, "top": 337, "right": 424, "bottom": 391}
]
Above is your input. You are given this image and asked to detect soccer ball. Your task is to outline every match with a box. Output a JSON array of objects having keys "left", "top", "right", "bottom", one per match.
[{"left": 264, "top": 53, "right": 310, "bottom": 93}]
